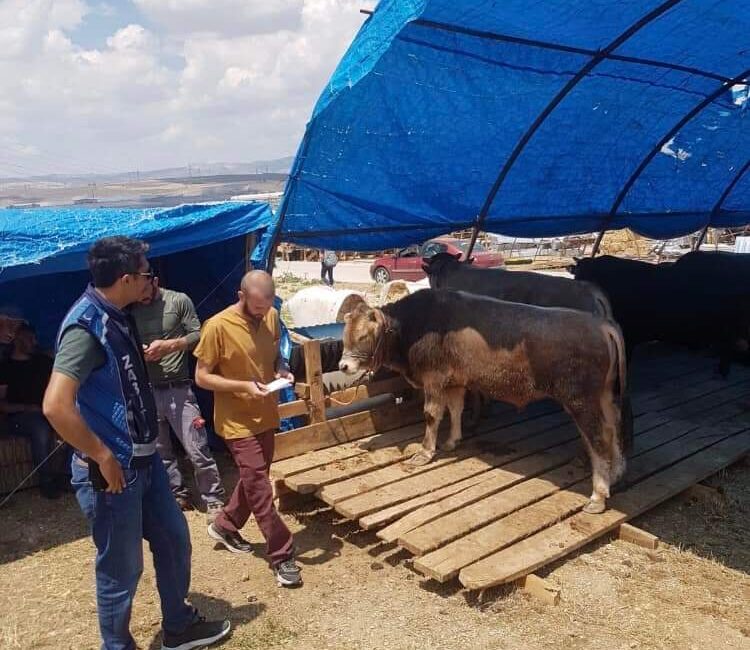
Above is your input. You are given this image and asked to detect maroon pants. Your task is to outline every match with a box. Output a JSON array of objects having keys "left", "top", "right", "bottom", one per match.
[{"left": 215, "top": 430, "right": 293, "bottom": 565}]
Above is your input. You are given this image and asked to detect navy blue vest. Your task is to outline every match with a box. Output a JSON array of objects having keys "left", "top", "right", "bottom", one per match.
[{"left": 57, "top": 286, "right": 159, "bottom": 467}]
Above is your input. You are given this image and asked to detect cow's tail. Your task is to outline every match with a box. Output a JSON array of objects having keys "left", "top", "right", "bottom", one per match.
[
  {"left": 602, "top": 321, "right": 633, "bottom": 457},
  {"left": 591, "top": 284, "right": 614, "bottom": 321}
]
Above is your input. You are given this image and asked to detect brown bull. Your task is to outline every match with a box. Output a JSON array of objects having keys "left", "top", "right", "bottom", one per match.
[{"left": 339, "top": 289, "right": 630, "bottom": 514}]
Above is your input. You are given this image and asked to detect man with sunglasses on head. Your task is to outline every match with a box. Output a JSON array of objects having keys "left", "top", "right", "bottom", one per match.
[
  {"left": 132, "top": 275, "right": 225, "bottom": 519},
  {"left": 43, "top": 236, "right": 230, "bottom": 650},
  {"left": 194, "top": 270, "right": 301, "bottom": 587}
]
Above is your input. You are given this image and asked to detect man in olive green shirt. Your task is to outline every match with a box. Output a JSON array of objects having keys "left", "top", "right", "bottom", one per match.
[{"left": 132, "top": 278, "right": 224, "bottom": 518}]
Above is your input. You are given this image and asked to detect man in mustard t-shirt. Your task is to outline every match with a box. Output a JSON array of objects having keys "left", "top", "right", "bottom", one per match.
[{"left": 194, "top": 270, "right": 301, "bottom": 587}]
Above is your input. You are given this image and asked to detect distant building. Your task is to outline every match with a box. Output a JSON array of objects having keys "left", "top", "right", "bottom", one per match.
[{"left": 230, "top": 191, "right": 283, "bottom": 210}]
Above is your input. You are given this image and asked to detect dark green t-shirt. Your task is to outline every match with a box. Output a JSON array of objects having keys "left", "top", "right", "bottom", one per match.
[
  {"left": 131, "top": 288, "right": 201, "bottom": 384},
  {"left": 53, "top": 326, "right": 106, "bottom": 384}
]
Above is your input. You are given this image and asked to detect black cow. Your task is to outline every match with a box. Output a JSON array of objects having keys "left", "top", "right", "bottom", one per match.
[
  {"left": 423, "top": 252, "right": 611, "bottom": 318},
  {"left": 570, "top": 255, "right": 750, "bottom": 376}
]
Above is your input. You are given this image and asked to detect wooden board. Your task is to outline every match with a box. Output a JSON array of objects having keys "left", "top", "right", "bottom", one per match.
[
  {"left": 273, "top": 401, "right": 424, "bottom": 461},
  {"left": 370, "top": 379, "right": 749, "bottom": 540},
  {"left": 339, "top": 435, "right": 582, "bottom": 520},
  {"left": 269, "top": 349, "right": 750, "bottom": 594},
  {"left": 414, "top": 414, "right": 750, "bottom": 583},
  {"left": 459, "top": 429, "right": 750, "bottom": 589},
  {"left": 382, "top": 411, "right": 669, "bottom": 547},
  {"left": 358, "top": 375, "right": 743, "bottom": 532},
  {"left": 272, "top": 420, "right": 426, "bottom": 481},
  {"left": 618, "top": 523, "right": 659, "bottom": 550},
  {"left": 300, "top": 406, "right": 568, "bottom": 499},
  {"left": 319, "top": 409, "right": 574, "bottom": 507},
  {"left": 399, "top": 413, "right": 698, "bottom": 555}
]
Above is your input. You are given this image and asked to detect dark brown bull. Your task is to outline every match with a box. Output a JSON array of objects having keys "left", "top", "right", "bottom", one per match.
[
  {"left": 339, "top": 289, "right": 629, "bottom": 514},
  {"left": 423, "top": 252, "right": 612, "bottom": 318}
]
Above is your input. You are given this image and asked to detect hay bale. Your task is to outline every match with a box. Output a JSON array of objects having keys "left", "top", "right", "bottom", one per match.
[
  {"left": 600, "top": 228, "right": 650, "bottom": 257},
  {"left": 0, "top": 436, "right": 37, "bottom": 494},
  {"left": 380, "top": 279, "right": 428, "bottom": 304}
]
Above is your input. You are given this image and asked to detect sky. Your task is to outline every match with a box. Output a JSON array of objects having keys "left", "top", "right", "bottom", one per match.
[{"left": 0, "top": 0, "right": 372, "bottom": 177}]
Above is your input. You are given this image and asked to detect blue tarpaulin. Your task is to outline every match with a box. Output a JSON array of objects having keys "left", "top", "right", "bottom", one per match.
[
  {"left": 0, "top": 202, "right": 276, "bottom": 346},
  {"left": 275, "top": 0, "right": 750, "bottom": 251},
  {"left": 0, "top": 202, "right": 275, "bottom": 283}
]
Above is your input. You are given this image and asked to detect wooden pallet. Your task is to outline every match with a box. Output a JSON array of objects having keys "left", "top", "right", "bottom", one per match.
[{"left": 272, "top": 351, "right": 750, "bottom": 591}]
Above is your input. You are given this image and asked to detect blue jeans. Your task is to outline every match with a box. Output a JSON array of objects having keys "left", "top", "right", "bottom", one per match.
[{"left": 71, "top": 453, "right": 196, "bottom": 650}]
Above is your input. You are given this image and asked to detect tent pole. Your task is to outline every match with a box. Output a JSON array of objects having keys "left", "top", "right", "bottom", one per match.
[
  {"left": 600, "top": 69, "right": 750, "bottom": 247},
  {"left": 694, "top": 159, "right": 750, "bottom": 252},
  {"left": 591, "top": 229, "right": 606, "bottom": 257},
  {"left": 693, "top": 224, "right": 709, "bottom": 250},
  {"left": 466, "top": 223, "right": 482, "bottom": 259},
  {"left": 465, "top": 0, "right": 681, "bottom": 262}
]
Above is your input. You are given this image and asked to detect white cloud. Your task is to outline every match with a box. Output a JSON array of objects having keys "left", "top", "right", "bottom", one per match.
[
  {"left": 133, "top": 0, "right": 305, "bottom": 37},
  {"left": 0, "top": 0, "right": 87, "bottom": 59},
  {"left": 0, "top": 0, "right": 366, "bottom": 175}
]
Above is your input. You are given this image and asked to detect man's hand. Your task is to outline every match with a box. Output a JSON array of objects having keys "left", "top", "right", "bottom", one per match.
[
  {"left": 143, "top": 339, "right": 176, "bottom": 362},
  {"left": 95, "top": 449, "right": 126, "bottom": 493},
  {"left": 275, "top": 370, "right": 295, "bottom": 385},
  {"left": 241, "top": 381, "right": 269, "bottom": 401}
]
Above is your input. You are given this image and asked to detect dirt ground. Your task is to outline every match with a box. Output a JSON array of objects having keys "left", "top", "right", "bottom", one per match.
[
  {"left": 1, "top": 447, "right": 748, "bottom": 650},
  {"left": 1, "top": 275, "right": 749, "bottom": 649}
]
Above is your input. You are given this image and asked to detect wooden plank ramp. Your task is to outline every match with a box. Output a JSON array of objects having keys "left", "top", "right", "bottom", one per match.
[{"left": 271, "top": 351, "right": 750, "bottom": 591}]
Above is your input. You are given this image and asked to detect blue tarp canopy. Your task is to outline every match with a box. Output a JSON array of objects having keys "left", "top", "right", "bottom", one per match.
[
  {"left": 0, "top": 202, "right": 275, "bottom": 283},
  {"left": 275, "top": 0, "right": 750, "bottom": 251},
  {"left": 0, "top": 202, "right": 275, "bottom": 347}
]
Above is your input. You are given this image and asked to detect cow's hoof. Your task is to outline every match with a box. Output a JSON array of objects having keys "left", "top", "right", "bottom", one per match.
[
  {"left": 583, "top": 499, "right": 606, "bottom": 514},
  {"left": 439, "top": 439, "right": 459, "bottom": 452},
  {"left": 406, "top": 450, "right": 435, "bottom": 466}
]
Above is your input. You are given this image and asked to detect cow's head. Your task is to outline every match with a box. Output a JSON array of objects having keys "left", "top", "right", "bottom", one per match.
[
  {"left": 421, "top": 252, "right": 463, "bottom": 288},
  {"left": 339, "top": 302, "right": 387, "bottom": 374},
  {"left": 568, "top": 256, "right": 588, "bottom": 278}
]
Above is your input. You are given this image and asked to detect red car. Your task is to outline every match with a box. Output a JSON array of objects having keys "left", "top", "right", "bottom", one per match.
[{"left": 369, "top": 237, "right": 504, "bottom": 284}]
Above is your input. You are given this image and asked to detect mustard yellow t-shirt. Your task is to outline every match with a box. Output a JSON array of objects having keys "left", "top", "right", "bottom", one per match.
[{"left": 194, "top": 306, "right": 281, "bottom": 439}]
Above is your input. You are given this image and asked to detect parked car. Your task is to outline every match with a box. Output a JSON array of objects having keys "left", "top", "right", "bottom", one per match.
[{"left": 369, "top": 237, "right": 504, "bottom": 283}]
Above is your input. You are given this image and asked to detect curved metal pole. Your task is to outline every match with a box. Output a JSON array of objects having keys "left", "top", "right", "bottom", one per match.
[
  {"left": 694, "top": 158, "right": 750, "bottom": 250},
  {"left": 465, "top": 0, "right": 684, "bottom": 258},
  {"left": 591, "top": 67, "right": 750, "bottom": 257}
]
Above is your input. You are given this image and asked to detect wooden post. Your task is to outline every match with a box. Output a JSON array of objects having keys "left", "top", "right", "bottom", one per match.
[
  {"left": 304, "top": 339, "right": 326, "bottom": 423},
  {"left": 244, "top": 233, "right": 257, "bottom": 271},
  {"left": 521, "top": 574, "right": 560, "bottom": 606},
  {"left": 618, "top": 523, "right": 659, "bottom": 550}
]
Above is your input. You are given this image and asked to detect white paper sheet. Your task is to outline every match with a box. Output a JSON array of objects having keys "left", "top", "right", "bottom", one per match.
[{"left": 262, "top": 377, "right": 293, "bottom": 393}]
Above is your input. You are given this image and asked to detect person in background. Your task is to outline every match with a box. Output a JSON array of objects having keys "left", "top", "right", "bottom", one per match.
[
  {"left": 0, "top": 322, "right": 62, "bottom": 498},
  {"left": 194, "top": 270, "right": 302, "bottom": 587},
  {"left": 320, "top": 249, "right": 338, "bottom": 287},
  {"left": 43, "top": 236, "right": 230, "bottom": 650},
  {"left": 0, "top": 306, "right": 26, "bottom": 362},
  {"left": 132, "top": 276, "right": 225, "bottom": 521}
]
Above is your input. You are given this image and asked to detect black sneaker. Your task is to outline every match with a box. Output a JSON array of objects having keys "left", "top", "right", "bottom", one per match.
[
  {"left": 274, "top": 558, "right": 302, "bottom": 587},
  {"left": 161, "top": 616, "right": 231, "bottom": 650},
  {"left": 207, "top": 523, "right": 253, "bottom": 553}
]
